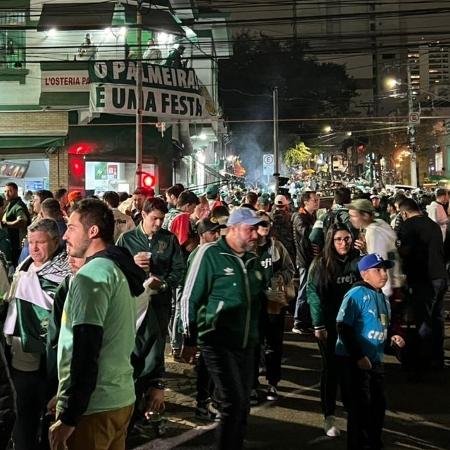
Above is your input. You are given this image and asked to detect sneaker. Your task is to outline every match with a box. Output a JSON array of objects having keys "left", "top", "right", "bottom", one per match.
[
  {"left": 195, "top": 403, "right": 211, "bottom": 420},
  {"left": 292, "top": 325, "right": 314, "bottom": 335},
  {"left": 323, "top": 415, "right": 340, "bottom": 437},
  {"left": 266, "top": 385, "right": 279, "bottom": 401},
  {"left": 250, "top": 389, "right": 259, "bottom": 406}
]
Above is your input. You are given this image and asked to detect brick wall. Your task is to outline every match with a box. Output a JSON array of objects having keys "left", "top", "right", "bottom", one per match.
[
  {"left": 0, "top": 111, "right": 68, "bottom": 135},
  {"left": 48, "top": 148, "right": 69, "bottom": 191}
]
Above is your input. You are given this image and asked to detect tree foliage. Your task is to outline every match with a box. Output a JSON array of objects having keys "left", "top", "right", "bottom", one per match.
[
  {"left": 284, "top": 142, "right": 312, "bottom": 168},
  {"left": 218, "top": 32, "right": 357, "bottom": 181}
]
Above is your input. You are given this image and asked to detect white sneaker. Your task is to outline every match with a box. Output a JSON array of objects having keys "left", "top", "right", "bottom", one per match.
[{"left": 323, "top": 415, "right": 340, "bottom": 437}]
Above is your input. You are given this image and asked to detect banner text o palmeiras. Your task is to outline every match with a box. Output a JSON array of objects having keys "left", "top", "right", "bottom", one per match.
[{"left": 89, "top": 61, "right": 207, "bottom": 119}]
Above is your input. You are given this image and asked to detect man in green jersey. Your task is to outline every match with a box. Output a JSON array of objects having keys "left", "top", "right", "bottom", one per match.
[{"left": 49, "top": 199, "right": 145, "bottom": 450}]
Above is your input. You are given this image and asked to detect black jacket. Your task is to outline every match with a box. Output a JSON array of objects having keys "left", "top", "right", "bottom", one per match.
[
  {"left": 397, "top": 215, "right": 447, "bottom": 282},
  {"left": 292, "top": 208, "right": 316, "bottom": 268}
]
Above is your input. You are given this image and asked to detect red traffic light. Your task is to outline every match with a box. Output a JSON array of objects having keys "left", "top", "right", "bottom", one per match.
[{"left": 137, "top": 171, "right": 155, "bottom": 188}]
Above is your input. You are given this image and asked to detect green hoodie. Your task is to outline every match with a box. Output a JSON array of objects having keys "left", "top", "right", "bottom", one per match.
[{"left": 181, "top": 236, "right": 265, "bottom": 349}]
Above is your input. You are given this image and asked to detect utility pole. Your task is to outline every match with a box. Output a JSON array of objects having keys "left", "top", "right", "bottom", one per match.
[
  {"left": 135, "top": 4, "right": 143, "bottom": 189},
  {"left": 407, "top": 63, "right": 418, "bottom": 187},
  {"left": 273, "top": 86, "right": 280, "bottom": 193}
]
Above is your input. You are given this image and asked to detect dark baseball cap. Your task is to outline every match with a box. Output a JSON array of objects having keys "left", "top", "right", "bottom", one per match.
[{"left": 197, "top": 218, "right": 224, "bottom": 235}]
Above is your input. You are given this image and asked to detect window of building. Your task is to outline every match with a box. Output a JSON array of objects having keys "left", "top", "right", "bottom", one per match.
[{"left": 0, "top": 4, "right": 27, "bottom": 70}]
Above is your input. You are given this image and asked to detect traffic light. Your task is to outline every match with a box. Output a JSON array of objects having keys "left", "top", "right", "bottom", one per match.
[{"left": 137, "top": 171, "right": 156, "bottom": 188}]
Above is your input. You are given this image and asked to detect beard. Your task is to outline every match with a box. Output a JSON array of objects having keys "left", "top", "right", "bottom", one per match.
[{"left": 67, "top": 237, "right": 90, "bottom": 258}]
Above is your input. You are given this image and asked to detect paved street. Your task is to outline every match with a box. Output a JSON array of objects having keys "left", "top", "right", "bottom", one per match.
[{"left": 129, "top": 305, "right": 450, "bottom": 450}]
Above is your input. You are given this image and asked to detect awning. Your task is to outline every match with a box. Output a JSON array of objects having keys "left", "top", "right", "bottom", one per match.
[
  {"left": 37, "top": 2, "right": 115, "bottom": 31},
  {"left": 0, "top": 136, "right": 66, "bottom": 149},
  {"left": 124, "top": 6, "right": 185, "bottom": 36}
]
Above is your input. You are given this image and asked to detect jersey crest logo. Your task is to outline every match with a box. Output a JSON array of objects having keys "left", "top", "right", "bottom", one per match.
[{"left": 224, "top": 267, "right": 235, "bottom": 276}]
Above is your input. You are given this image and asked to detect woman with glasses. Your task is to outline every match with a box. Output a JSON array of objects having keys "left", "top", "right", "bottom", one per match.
[
  {"left": 252, "top": 211, "right": 295, "bottom": 403},
  {"left": 306, "top": 223, "right": 362, "bottom": 437}
]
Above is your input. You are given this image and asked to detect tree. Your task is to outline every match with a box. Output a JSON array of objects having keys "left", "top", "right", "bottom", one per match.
[
  {"left": 284, "top": 142, "right": 312, "bottom": 168},
  {"left": 219, "top": 32, "right": 357, "bottom": 182}
]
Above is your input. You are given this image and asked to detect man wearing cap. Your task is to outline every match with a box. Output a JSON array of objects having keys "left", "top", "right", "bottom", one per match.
[
  {"left": 270, "top": 194, "right": 296, "bottom": 264},
  {"left": 181, "top": 208, "right": 265, "bottom": 450},
  {"left": 205, "top": 184, "right": 224, "bottom": 210},
  {"left": 348, "top": 198, "right": 403, "bottom": 301},
  {"left": 336, "top": 253, "right": 405, "bottom": 450}
]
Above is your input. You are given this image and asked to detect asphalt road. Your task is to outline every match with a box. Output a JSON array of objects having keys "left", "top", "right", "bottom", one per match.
[{"left": 131, "top": 308, "right": 450, "bottom": 450}]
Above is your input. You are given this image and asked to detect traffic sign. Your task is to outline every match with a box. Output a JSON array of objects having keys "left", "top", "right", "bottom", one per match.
[
  {"left": 409, "top": 112, "right": 420, "bottom": 124},
  {"left": 263, "top": 154, "right": 274, "bottom": 176}
]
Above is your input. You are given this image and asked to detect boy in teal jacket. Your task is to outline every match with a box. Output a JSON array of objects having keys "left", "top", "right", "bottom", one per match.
[{"left": 336, "top": 253, "right": 405, "bottom": 450}]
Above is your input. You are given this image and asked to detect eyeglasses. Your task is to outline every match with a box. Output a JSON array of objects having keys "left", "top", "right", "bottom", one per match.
[
  {"left": 258, "top": 221, "right": 271, "bottom": 228},
  {"left": 333, "top": 236, "right": 352, "bottom": 243}
]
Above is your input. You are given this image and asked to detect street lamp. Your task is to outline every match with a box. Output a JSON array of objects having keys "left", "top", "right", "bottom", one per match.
[{"left": 323, "top": 125, "right": 332, "bottom": 133}]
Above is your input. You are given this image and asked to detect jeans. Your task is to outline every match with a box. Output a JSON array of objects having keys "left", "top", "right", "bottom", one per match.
[
  {"left": 264, "top": 313, "right": 285, "bottom": 386},
  {"left": 294, "top": 268, "right": 312, "bottom": 327},
  {"left": 318, "top": 332, "right": 339, "bottom": 418},
  {"left": 339, "top": 357, "right": 385, "bottom": 450},
  {"left": 196, "top": 352, "right": 215, "bottom": 405},
  {"left": 11, "top": 368, "right": 47, "bottom": 450},
  {"left": 169, "top": 287, "right": 183, "bottom": 352},
  {"left": 201, "top": 345, "right": 254, "bottom": 450},
  {"left": 408, "top": 278, "right": 447, "bottom": 368}
]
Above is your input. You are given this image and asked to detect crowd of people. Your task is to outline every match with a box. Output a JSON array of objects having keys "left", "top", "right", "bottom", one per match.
[{"left": 0, "top": 180, "right": 447, "bottom": 450}]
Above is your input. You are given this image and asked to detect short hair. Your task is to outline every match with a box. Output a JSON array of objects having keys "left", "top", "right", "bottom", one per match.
[
  {"left": 436, "top": 188, "right": 448, "bottom": 198},
  {"left": 54, "top": 188, "right": 67, "bottom": 201},
  {"left": 71, "top": 198, "right": 115, "bottom": 244},
  {"left": 300, "top": 191, "right": 316, "bottom": 207},
  {"left": 393, "top": 192, "right": 407, "bottom": 206},
  {"left": 133, "top": 187, "right": 154, "bottom": 197},
  {"left": 143, "top": 197, "right": 168, "bottom": 214},
  {"left": 245, "top": 191, "right": 258, "bottom": 206},
  {"left": 334, "top": 187, "right": 351, "bottom": 205},
  {"left": 35, "top": 189, "right": 53, "bottom": 202},
  {"left": 166, "top": 184, "right": 185, "bottom": 199},
  {"left": 41, "top": 198, "right": 63, "bottom": 219},
  {"left": 103, "top": 191, "right": 120, "bottom": 208},
  {"left": 398, "top": 198, "right": 420, "bottom": 213},
  {"left": 118, "top": 192, "right": 129, "bottom": 203},
  {"left": 176, "top": 190, "right": 199, "bottom": 208},
  {"left": 211, "top": 205, "right": 229, "bottom": 219},
  {"left": 5, "top": 182, "right": 18, "bottom": 191},
  {"left": 28, "top": 218, "right": 59, "bottom": 240}
]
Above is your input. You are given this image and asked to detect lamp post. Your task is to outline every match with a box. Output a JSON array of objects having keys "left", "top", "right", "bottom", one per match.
[
  {"left": 407, "top": 64, "right": 418, "bottom": 187},
  {"left": 273, "top": 86, "right": 280, "bottom": 193},
  {"left": 135, "top": 4, "right": 143, "bottom": 189}
]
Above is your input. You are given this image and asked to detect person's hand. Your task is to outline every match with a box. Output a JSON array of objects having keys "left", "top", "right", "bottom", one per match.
[
  {"left": 134, "top": 253, "right": 150, "bottom": 272},
  {"left": 180, "top": 345, "right": 197, "bottom": 364},
  {"left": 357, "top": 356, "right": 372, "bottom": 370},
  {"left": 354, "top": 239, "right": 366, "bottom": 254},
  {"left": 147, "top": 276, "right": 163, "bottom": 290},
  {"left": 144, "top": 387, "right": 165, "bottom": 420},
  {"left": 47, "top": 395, "right": 57, "bottom": 416},
  {"left": 48, "top": 419, "right": 75, "bottom": 450},
  {"left": 314, "top": 329, "right": 327, "bottom": 342},
  {"left": 391, "top": 334, "right": 405, "bottom": 348},
  {"left": 185, "top": 240, "right": 198, "bottom": 253},
  {"left": 311, "top": 243, "right": 321, "bottom": 256}
]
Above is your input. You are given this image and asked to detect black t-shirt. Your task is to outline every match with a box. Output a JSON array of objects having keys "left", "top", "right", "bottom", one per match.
[{"left": 398, "top": 215, "right": 447, "bottom": 282}]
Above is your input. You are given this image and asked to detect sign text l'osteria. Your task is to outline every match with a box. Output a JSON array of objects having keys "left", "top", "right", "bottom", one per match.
[{"left": 89, "top": 61, "right": 206, "bottom": 119}]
